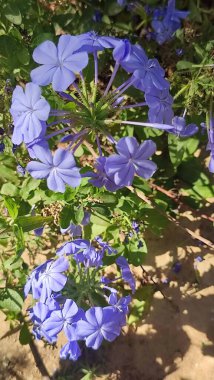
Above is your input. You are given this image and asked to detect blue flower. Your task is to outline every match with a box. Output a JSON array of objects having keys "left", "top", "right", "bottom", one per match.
[
  {"left": 145, "top": 88, "right": 174, "bottom": 124},
  {"left": 152, "top": 0, "right": 189, "bottom": 45},
  {"left": 113, "top": 39, "right": 132, "bottom": 64},
  {"left": 105, "top": 137, "right": 157, "bottom": 187},
  {"left": 30, "top": 302, "right": 55, "bottom": 343},
  {"left": 29, "top": 257, "right": 69, "bottom": 303},
  {"left": 108, "top": 293, "right": 131, "bottom": 326},
  {"left": 116, "top": 256, "right": 136, "bottom": 293},
  {"left": 0, "top": 142, "right": 5, "bottom": 153},
  {"left": 57, "top": 239, "right": 103, "bottom": 268},
  {"left": 119, "top": 44, "right": 169, "bottom": 92},
  {"left": 31, "top": 35, "right": 88, "bottom": 91},
  {"left": 169, "top": 117, "right": 198, "bottom": 137},
  {"left": 42, "top": 299, "right": 80, "bottom": 338},
  {"left": 76, "top": 307, "right": 121, "bottom": 349},
  {"left": 60, "top": 211, "right": 90, "bottom": 236},
  {"left": 10, "top": 83, "right": 50, "bottom": 145},
  {"left": 76, "top": 32, "right": 118, "bottom": 53},
  {"left": 92, "top": 10, "right": 103, "bottom": 22},
  {"left": 117, "top": 0, "right": 127, "bottom": 6},
  {"left": 60, "top": 341, "right": 81, "bottom": 361},
  {"left": 26, "top": 146, "right": 81, "bottom": 193},
  {"left": 95, "top": 236, "right": 117, "bottom": 255},
  {"left": 88, "top": 156, "right": 121, "bottom": 192},
  {"left": 17, "top": 164, "right": 26, "bottom": 176}
]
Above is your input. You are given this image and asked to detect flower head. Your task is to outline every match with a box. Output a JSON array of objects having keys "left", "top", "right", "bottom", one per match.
[
  {"left": 26, "top": 146, "right": 81, "bottom": 192},
  {"left": 170, "top": 117, "right": 198, "bottom": 137},
  {"left": 10, "top": 83, "right": 50, "bottom": 145},
  {"left": 76, "top": 307, "right": 121, "bottom": 349},
  {"left": 105, "top": 137, "right": 157, "bottom": 187},
  {"left": 77, "top": 32, "right": 118, "bottom": 53},
  {"left": 116, "top": 256, "right": 136, "bottom": 293},
  {"left": 31, "top": 35, "right": 88, "bottom": 91},
  {"left": 88, "top": 156, "right": 121, "bottom": 192},
  {"left": 145, "top": 88, "right": 174, "bottom": 124}
]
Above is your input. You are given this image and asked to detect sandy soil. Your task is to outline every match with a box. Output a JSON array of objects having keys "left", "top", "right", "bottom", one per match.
[{"left": 0, "top": 211, "right": 214, "bottom": 380}]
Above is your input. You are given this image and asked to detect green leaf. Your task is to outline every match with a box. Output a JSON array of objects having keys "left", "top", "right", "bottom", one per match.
[
  {"left": 14, "top": 215, "right": 53, "bottom": 232},
  {"left": 1, "top": 183, "right": 19, "bottom": 197},
  {"left": 3, "top": 196, "right": 18, "bottom": 219},
  {"left": 4, "top": 256, "right": 23, "bottom": 271},
  {"left": 176, "top": 60, "right": 194, "bottom": 70},
  {"left": 13, "top": 224, "right": 25, "bottom": 255},
  {"left": 96, "top": 193, "right": 117, "bottom": 204},
  {"left": 3, "top": 3, "right": 22, "bottom": 25},
  {"left": 126, "top": 239, "right": 147, "bottom": 266},
  {"left": 128, "top": 286, "right": 154, "bottom": 324},
  {"left": 0, "top": 288, "right": 23, "bottom": 313},
  {"left": 75, "top": 207, "right": 84, "bottom": 225},
  {"left": 60, "top": 205, "right": 73, "bottom": 229},
  {"left": 90, "top": 213, "right": 110, "bottom": 226},
  {"left": 19, "top": 323, "right": 31, "bottom": 345}
]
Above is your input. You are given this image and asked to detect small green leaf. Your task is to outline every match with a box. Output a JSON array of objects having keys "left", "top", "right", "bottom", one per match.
[
  {"left": 75, "top": 207, "right": 84, "bottom": 225},
  {"left": 1, "top": 183, "right": 19, "bottom": 197},
  {"left": 0, "top": 288, "right": 23, "bottom": 313},
  {"left": 19, "top": 323, "right": 32, "bottom": 345},
  {"left": 13, "top": 224, "right": 25, "bottom": 255},
  {"left": 176, "top": 61, "right": 194, "bottom": 70},
  {"left": 14, "top": 215, "right": 53, "bottom": 232},
  {"left": 4, "top": 3, "right": 22, "bottom": 25},
  {"left": 3, "top": 196, "right": 18, "bottom": 219},
  {"left": 60, "top": 206, "right": 74, "bottom": 229}
]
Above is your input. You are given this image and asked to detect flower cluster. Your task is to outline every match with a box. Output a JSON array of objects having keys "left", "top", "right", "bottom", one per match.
[
  {"left": 25, "top": 238, "right": 135, "bottom": 360},
  {"left": 9, "top": 31, "right": 198, "bottom": 193},
  {"left": 150, "top": 0, "right": 189, "bottom": 44}
]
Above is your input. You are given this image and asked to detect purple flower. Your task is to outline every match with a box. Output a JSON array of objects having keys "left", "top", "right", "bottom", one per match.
[
  {"left": 31, "top": 302, "right": 55, "bottom": 342},
  {"left": 105, "top": 137, "right": 157, "bottom": 187},
  {"left": 88, "top": 156, "right": 121, "bottom": 192},
  {"left": 108, "top": 293, "right": 131, "bottom": 326},
  {"left": 36, "top": 257, "right": 69, "bottom": 302},
  {"left": 0, "top": 142, "right": 5, "bottom": 152},
  {"left": 119, "top": 44, "right": 169, "bottom": 92},
  {"left": 42, "top": 299, "right": 79, "bottom": 338},
  {"left": 117, "top": 0, "right": 127, "bottom": 6},
  {"left": 113, "top": 39, "right": 132, "bottom": 64},
  {"left": 31, "top": 35, "right": 88, "bottom": 91},
  {"left": 57, "top": 239, "right": 103, "bottom": 268},
  {"left": 145, "top": 89, "right": 174, "bottom": 124},
  {"left": 24, "top": 261, "right": 49, "bottom": 299},
  {"left": 132, "top": 221, "right": 139, "bottom": 233},
  {"left": 95, "top": 236, "right": 117, "bottom": 255},
  {"left": 34, "top": 227, "right": 44, "bottom": 236},
  {"left": 169, "top": 117, "right": 198, "bottom": 137},
  {"left": 60, "top": 211, "right": 90, "bottom": 236},
  {"left": 152, "top": 0, "right": 189, "bottom": 45},
  {"left": 10, "top": 83, "right": 50, "bottom": 145},
  {"left": 76, "top": 307, "right": 121, "bottom": 349},
  {"left": 92, "top": 10, "right": 102, "bottom": 22},
  {"left": 116, "top": 256, "right": 136, "bottom": 293},
  {"left": 76, "top": 32, "right": 118, "bottom": 53},
  {"left": 26, "top": 146, "right": 81, "bottom": 193},
  {"left": 17, "top": 164, "right": 26, "bottom": 176},
  {"left": 172, "top": 261, "right": 182, "bottom": 274},
  {"left": 60, "top": 341, "right": 81, "bottom": 361}
]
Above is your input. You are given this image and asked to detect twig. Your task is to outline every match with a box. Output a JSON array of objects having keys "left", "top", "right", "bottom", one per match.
[{"left": 29, "top": 338, "right": 51, "bottom": 379}]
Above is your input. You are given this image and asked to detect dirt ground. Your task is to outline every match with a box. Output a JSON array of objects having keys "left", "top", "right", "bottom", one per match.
[{"left": 0, "top": 210, "right": 214, "bottom": 380}]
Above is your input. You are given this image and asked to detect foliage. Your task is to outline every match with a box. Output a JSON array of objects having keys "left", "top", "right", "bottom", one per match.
[{"left": 0, "top": 0, "right": 213, "bottom": 374}]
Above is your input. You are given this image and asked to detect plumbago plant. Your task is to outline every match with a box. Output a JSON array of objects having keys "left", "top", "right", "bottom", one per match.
[{"left": 0, "top": 8, "right": 213, "bottom": 362}]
